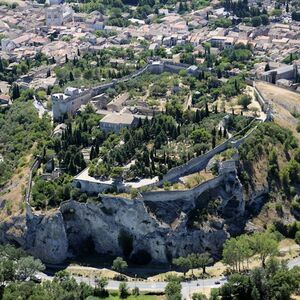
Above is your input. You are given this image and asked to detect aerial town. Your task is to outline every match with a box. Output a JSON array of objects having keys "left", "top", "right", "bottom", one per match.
[{"left": 0, "top": 0, "right": 300, "bottom": 299}]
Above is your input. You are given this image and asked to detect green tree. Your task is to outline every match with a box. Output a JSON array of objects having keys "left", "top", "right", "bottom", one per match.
[
  {"left": 95, "top": 276, "right": 108, "bottom": 291},
  {"left": 195, "top": 253, "right": 213, "bottom": 274},
  {"left": 173, "top": 257, "right": 190, "bottom": 276},
  {"left": 119, "top": 282, "right": 129, "bottom": 299},
  {"left": 223, "top": 235, "right": 253, "bottom": 272},
  {"left": 69, "top": 71, "right": 74, "bottom": 81},
  {"left": 238, "top": 94, "right": 252, "bottom": 109},
  {"left": 112, "top": 257, "right": 128, "bottom": 273},
  {"left": 192, "top": 293, "right": 208, "bottom": 300},
  {"left": 251, "top": 16, "right": 262, "bottom": 27},
  {"left": 261, "top": 14, "right": 269, "bottom": 25},
  {"left": 191, "top": 128, "right": 211, "bottom": 144},
  {"left": 165, "top": 278, "right": 182, "bottom": 300},
  {"left": 132, "top": 286, "right": 140, "bottom": 297},
  {"left": 252, "top": 233, "right": 278, "bottom": 267},
  {"left": 11, "top": 84, "right": 20, "bottom": 100},
  {"left": 16, "top": 256, "right": 45, "bottom": 280},
  {"left": 264, "top": 63, "right": 270, "bottom": 71}
]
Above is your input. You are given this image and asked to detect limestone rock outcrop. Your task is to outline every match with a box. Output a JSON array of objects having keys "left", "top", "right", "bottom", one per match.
[{"left": 0, "top": 169, "right": 267, "bottom": 264}]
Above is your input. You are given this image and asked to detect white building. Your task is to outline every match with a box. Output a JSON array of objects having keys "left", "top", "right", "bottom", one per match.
[
  {"left": 47, "top": 0, "right": 64, "bottom": 5},
  {"left": 73, "top": 167, "right": 158, "bottom": 194}
]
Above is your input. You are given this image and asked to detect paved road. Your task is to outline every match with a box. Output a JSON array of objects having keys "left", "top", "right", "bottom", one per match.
[
  {"left": 37, "top": 256, "right": 300, "bottom": 300},
  {"left": 37, "top": 271, "right": 225, "bottom": 299}
]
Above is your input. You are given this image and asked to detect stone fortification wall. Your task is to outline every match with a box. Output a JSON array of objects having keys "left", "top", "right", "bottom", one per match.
[
  {"left": 253, "top": 82, "right": 268, "bottom": 112},
  {"left": 162, "top": 140, "right": 231, "bottom": 184},
  {"left": 25, "top": 157, "right": 41, "bottom": 220},
  {"left": 52, "top": 89, "right": 92, "bottom": 121},
  {"left": 158, "top": 119, "right": 257, "bottom": 185},
  {"left": 163, "top": 61, "right": 190, "bottom": 73},
  {"left": 142, "top": 173, "right": 227, "bottom": 202},
  {"left": 52, "top": 61, "right": 194, "bottom": 120},
  {"left": 91, "top": 64, "right": 150, "bottom": 96}
]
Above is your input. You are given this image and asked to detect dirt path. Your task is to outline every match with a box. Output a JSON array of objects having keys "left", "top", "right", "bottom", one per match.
[{"left": 183, "top": 93, "right": 192, "bottom": 110}]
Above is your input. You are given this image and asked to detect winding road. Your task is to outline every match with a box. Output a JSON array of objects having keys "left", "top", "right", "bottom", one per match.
[{"left": 37, "top": 256, "right": 300, "bottom": 300}]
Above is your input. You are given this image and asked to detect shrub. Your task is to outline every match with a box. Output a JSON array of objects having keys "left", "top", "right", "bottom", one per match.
[
  {"left": 119, "top": 282, "right": 129, "bottom": 299},
  {"left": 238, "top": 94, "right": 252, "bottom": 109}
]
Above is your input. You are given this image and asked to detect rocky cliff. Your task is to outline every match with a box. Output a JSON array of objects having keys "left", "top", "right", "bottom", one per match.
[{"left": 0, "top": 165, "right": 265, "bottom": 265}]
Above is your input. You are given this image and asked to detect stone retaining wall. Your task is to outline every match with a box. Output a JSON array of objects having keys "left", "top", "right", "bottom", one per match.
[
  {"left": 157, "top": 118, "right": 258, "bottom": 185},
  {"left": 142, "top": 173, "right": 227, "bottom": 202}
]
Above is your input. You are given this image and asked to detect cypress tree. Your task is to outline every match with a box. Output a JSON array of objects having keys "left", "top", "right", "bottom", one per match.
[
  {"left": 234, "top": 79, "right": 239, "bottom": 92},
  {"left": 11, "top": 84, "right": 20, "bottom": 100},
  {"left": 195, "top": 109, "right": 201, "bottom": 123},
  {"left": 79, "top": 153, "right": 86, "bottom": 170},
  {"left": 0, "top": 58, "right": 4, "bottom": 72},
  {"left": 211, "top": 127, "right": 216, "bottom": 137},
  {"left": 68, "top": 158, "right": 77, "bottom": 175},
  {"left": 264, "top": 63, "right": 270, "bottom": 71},
  {"left": 218, "top": 127, "right": 222, "bottom": 138},
  {"left": 95, "top": 142, "right": 99, "bottom": 157},
  {"left": 214, "top": 105, "right": 218, "bottom": 114},
  {"left": 177, "top": 125, "right": 181, "bottom": 136},
  {"left": 212, "top": 136, "right": 216, "bottom": 148},
  {"left": 205, "top": 102, "right": 209, "bottom": 117},
  {"left": 90, "top": 146, "right": 95, "bottom": 160},
  {"left": 83, "top": 120, "right": 88, "bottom": 132}
]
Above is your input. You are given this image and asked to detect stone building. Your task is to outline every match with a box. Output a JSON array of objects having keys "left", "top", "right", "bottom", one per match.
[
  {"left": 260, "top": 64, "right": 298, "bottom": 84},
  {"left": 46, "top": 5, "right": 73, "bottom": 26},
  {"left": 99, "top": 112, "right": 139, "bottom": 133},
  {"left": 52, "top": 87, "right": 92, "bottom": 121}
]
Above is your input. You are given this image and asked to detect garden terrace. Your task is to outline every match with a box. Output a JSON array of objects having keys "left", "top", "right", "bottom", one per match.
[
  {"left": 89, "top": 112, "right": 254, "bottom": 182},
  {"left": 53, "top": 48, "right": 138, "bottom": 90},
  {"left": 109, "top": 72, "right": 190, "bottom": 112}
]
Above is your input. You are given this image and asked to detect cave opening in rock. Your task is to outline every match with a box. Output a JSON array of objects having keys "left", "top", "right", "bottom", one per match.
[
  {"left": 75, "top": 236, "right": 96, "bottom": 255},
  {"left": 130, "top": 250, "right": 152, "bottom": 265}
]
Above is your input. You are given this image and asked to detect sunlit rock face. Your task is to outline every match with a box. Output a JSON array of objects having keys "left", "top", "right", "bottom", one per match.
[{"left": 1, "top": 167, "right": 267, "bottom": 265}]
